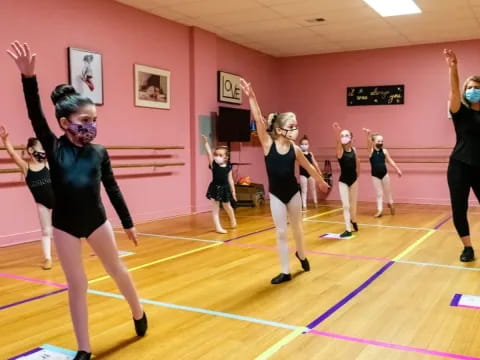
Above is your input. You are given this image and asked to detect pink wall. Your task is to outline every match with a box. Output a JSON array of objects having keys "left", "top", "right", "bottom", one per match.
[
  {"left": 278, "top": 39, "right": 480, "bottom": 205},
  {"left": 0, "top": 0, "right": 278, "bottom": 245}
]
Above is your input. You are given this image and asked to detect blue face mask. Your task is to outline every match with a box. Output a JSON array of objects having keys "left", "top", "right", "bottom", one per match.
[{"left": 465, "top": 88, "right": 480, "bottom": 103}]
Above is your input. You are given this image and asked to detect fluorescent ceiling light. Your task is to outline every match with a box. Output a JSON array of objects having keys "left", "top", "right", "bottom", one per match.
[{"left": 363, "top": 0, "right": 422, "bottom": 17}]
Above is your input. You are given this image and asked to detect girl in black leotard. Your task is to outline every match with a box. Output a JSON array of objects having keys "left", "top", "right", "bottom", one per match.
[
  {"left": 332, "top": 123, "right": 360, "bottom": 238},
  {"left": 8, "top": 41, "right": 147, "bottom": 360},
  {"left": 299, "top": 135, "right": 321, "bottom": 209},
  {"left": 240, "top": 79, "right": 329, "bottom": 285},
  {"left": 0, "top": 127, "right": 54, "bottom": 270},
  {"left": 363, "top": 128, "right": 402, "bottom": 218},
  {"left": 202, "top": 135, "right": 237, "bottom": 234}
]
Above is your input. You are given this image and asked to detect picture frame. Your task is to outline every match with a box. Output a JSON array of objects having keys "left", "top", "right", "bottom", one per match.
[
  {"left": 68, "top": 48, "right": 103, "bottom": 105},
  {"left": 134, "top": 64, "right": 170, "bottom": 109},
  {"left": 218, "top": 71, "right": 242, "bottom": 105}
]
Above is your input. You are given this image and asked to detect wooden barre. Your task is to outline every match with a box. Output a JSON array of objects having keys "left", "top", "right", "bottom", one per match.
[
  {"left": 0, "top": 162, "right": 185, "bottom": 174},
  {"left": 1, "top": 145, "right": 184, "bottom": 151},
  {"left": 112, "top": 162, "right": 185, "bottom": 168},
  {"left": 316, "top": 146, "right": 452, "bottom": 150}
]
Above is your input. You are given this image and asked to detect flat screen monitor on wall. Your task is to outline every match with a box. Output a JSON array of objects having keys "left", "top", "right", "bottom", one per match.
[{"left": 216, "top": 106, "right": 251, "bottom": 142}]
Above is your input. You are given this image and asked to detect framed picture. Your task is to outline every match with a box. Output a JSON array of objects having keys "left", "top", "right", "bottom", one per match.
[
  {"left": 68, "top": 48, "right": 103, "bottom": 105},
  {"left": 218, "top": 71, "right": 242, "bottom": 104},
  {"left": 134, "top": 64, "right": 170, "bottom": 109}
]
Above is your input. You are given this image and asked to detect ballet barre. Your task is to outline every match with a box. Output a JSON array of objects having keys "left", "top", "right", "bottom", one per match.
[
  {"left": 0, "top": 145, "right": 184, "bottom": 151},
  {"left": 0, "top": 162, "right": 185, "bottom": 174}
]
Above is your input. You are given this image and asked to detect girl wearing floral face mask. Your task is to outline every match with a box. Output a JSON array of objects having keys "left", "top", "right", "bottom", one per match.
[
  {"left": 8, "top": 41, "right": 146, "bottom": 360},
  {"left": 333, "top": 123, "right": 360, "bottom": 238},
  {"left": 0, "top": 126, "right": 54, "bottom": 270},
  {"left": 298, "top": 135, "right": 321, "bottom": 209},
  {"left": 444, "top": 48, "right": 480, "bottom": 262},
  {"left": 202, "top": 136, "right": 237, "bottom": 234}
]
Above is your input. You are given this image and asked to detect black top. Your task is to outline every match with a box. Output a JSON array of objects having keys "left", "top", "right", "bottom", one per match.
[
  {"left": 450, "top": 103, "right": 480, "bottom": 167},
  {"left": 370, "top": 149, "right": 387, "bottom": 179},
  {"left": 25, "top": 165, "right": 54, "bottom": 209},
  {"left": 210, "top": 161, "right": 231, "bottom": 185},
  {"left": 265, "top": 142, "right": 299, "bottom": 204},
  {"left": 338, "top": 148, "right": 357, "bottom": 186},
  {"left": 299, "top": 152, "right": 313, "bottom": 178},
  {"left": 22, "top": 76, "right": 133, "bottom": 238}
]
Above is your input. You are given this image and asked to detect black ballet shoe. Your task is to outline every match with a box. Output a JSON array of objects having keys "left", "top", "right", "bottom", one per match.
[
  {"left": 351, "top": 221, "right": 359, "bottom": 232},
  {"left": 134, "top": 312, "right": 148, "bottom": 336},
  {"left": 340, "top": 230, "right": 352, "bottom": 238},
  {"left": 295, "top": 252, "right": 310, "bottom": 272},
  {"left": 460, "top": 247, "right": 475, "bottom": 262},
  {"left": 73, "top": 351, "right": 91, "bottom": 360},
  {"left": 271, "top": 273, "right": 292, "bottom": 284}
]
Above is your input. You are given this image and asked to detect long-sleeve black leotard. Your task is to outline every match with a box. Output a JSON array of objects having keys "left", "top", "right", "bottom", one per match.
[{"left": 22, "top": 76, "right": 133, "bottom": 238}]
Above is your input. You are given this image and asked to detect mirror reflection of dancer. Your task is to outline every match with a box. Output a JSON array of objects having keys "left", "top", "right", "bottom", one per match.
[
  {"left": 202, "top": 135, "right": 237, "bottom": 234},
  {"left": 8, "top": 41, "right": 147, "bottom": 360},
  {"left": 0, "top": 126, "right": 54, "bottom": 270},
  {"left": 363, "top": 128, "right": 402, "bottom": 218},
  {"left": 240, "top": 78, "right": 330, "bottom": 284},
  {"left": 81, "top": 54, "right": 94, "bottom": 91},
  {"left": 444, "top": 48, "right": 480, "bottom": 262},
  {"left": 332, "top": 123, "right": 360, "bottom": 238}
]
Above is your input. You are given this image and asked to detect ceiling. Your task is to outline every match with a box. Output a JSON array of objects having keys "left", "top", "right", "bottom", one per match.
[{"left": 115, "top": 0, "right": 480, "bottom": 57}]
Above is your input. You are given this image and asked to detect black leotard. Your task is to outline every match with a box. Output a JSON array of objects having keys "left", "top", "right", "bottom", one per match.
[
  {"left": 338, "top": 148, "right": 357, "bottom": 186},
  {"left": 22, "top": 76, "right": 133, "bottom": 238},
  {"left": 299, "top": 152, "right": 313, "bottom": 178},
  {"left": 25, "top": 164, "right": 54, "bottom": 209},
  {"left": 265, "top": 142, "right": 299, "bottom": 204},
  {"left": 206, "top": 161, "right": 232, "bottom": 203},
  {"left": 370, "top": 148, "right": 387, "bottom": 179}
]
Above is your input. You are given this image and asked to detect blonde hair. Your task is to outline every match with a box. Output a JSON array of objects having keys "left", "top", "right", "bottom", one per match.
[
  {"left": 267, "top": 112, "right": 296, "bottom": 138},
  {"left": 462, "top": 75, "right": 480, "bottom": 108},
  {"left": 214, "top": 146, "right": 229, "bottom": 160}
]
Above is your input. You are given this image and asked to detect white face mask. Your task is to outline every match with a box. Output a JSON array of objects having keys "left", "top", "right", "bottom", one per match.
[
  {"left": 341, "top": 136, "right": 351, "bottom": 145},
  {"left": 214, "top": 156, "right": 225, "bottom": 165},
  {"left": 300, "top": 144, "right": 309, "bottom": 151}
]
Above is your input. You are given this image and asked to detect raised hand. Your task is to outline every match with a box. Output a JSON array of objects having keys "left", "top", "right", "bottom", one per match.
[
  {"left": 0, "top": 126, "right": 8, "bottom": 141},
  {"left": 201, "top": 135, "right": 209, "bottom": 143},
  {"left": 125, "top": 227, "right": 138, "bottom": 246},
  {"left": 240, "top": 78, "right": 254, "bottom": 98},
  {"left": 444, "top": 49, "right": 457, "bottom": 68},
  {"left": 332, "top": 122, "right": 342, "bottom": 132},
  {"left": 6, "top": 41, "right": 36, "bottom": 77},
  {"left": 362, "top": 128, "right": 371, "bottom": 134}
]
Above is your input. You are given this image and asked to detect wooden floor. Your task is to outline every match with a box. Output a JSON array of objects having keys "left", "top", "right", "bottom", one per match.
[{"left": 3, "top": 201, "right": 480, "bottom": 359}]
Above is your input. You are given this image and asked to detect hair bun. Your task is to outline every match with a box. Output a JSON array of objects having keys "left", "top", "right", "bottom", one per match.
[{"left": 50, "top": 84, "right": 78, "bottom": 105}]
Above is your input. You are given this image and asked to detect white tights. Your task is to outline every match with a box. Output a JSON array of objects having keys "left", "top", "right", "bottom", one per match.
[
  {"left": 372, "top": 174, "right": 393, "bottom": 212},
  {"left": 300, "top": 175, "right": 318, "bottom": 208},
  {"left": 53, "top": 221, "right": 143, "bottom": 352},
  {"left": 269, "top": 192, "right": 305, "bottom": 274},
  {"left": 338, "top": 181, "right": 358, "bottom": 232},
  {"left": 212, "top": 200, "right": 237, "bottom": 233}
]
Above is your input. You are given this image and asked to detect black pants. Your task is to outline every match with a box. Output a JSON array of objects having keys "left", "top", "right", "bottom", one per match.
[{"left": 447, "top": 159, "right": 480, "bottom": 237}]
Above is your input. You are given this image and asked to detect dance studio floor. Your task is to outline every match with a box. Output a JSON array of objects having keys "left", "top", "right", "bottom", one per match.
[{"left": 2, "top": 202, "right": 480, "bottom": 359}]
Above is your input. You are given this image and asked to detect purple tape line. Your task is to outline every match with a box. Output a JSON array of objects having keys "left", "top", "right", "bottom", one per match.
[
  {"left": 434, "top": 216, "right": 452, "bottom": 230},
  {"left": 450, "top": 293, "right": 462, "bottom": 307},
  {"left": 224, "top": 226, "right": 275, "bottom": 243},
  {"left": 306, "top": 261, "right": 395, "bottom": 329},
  {"left": 8, "top": 347, "right": 43, "bottom": 360},
  {"left": 0, "top": 288, "right": 67, "bottom": 311},
  {"left": 309, "top": 330, "right": 480, "bottom": 360}
]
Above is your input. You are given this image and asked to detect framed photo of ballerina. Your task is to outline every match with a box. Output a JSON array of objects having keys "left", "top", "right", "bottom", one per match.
[
  {"left": 68, "top": 48, "right": 103, "bottom": 105},
  {"left": 134, "top": 64, "right": 170, "bottom": 109}
]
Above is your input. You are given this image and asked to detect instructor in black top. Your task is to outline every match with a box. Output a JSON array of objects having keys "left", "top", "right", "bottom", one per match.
[
  {"left": 445, "top": 48, "right": 480, "bottom": 262},
  {"left": 8, "top": 41, "right": 147, "bottom": 360}
]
